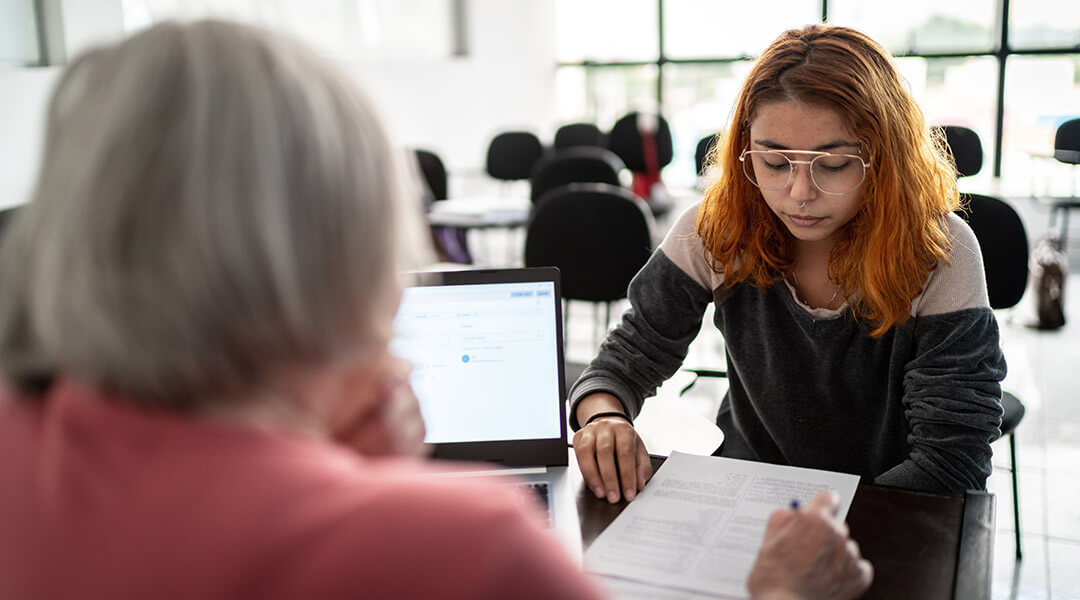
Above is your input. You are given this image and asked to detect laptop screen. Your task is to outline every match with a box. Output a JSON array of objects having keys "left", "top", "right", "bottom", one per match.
[{"left": 390, "top": 267, "right": 568, "bottom": 466}]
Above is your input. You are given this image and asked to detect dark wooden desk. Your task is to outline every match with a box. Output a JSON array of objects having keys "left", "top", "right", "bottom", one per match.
[{"left": 576, "top": 456, "right": 994, "bottom": 600}]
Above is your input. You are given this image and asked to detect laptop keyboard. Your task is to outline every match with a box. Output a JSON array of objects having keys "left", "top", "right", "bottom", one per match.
[{"left": 516, "top": 481, "right": 551, "bottom": 527}]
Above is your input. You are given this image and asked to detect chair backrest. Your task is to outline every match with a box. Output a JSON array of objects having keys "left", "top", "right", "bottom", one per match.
[
  {"left": 1054, "top": 117, "right": 1080, "bottom": 165},
  {"left": 957, "top": 194, "right": 1030, "bottom": 310},
  {"left": 414, "top": 149, "right": 448, "bottom": 202},
  {"left": 938, "top": 125, "right": 1029, "bottom": 309},
  {"left": 0, "top": 205, "right": 17, "bottom": 244},
  {"left": 528, "top": 147, "right": 624, "bottom": 204},
  {"left": 606, "top": 112, "right": 673, "bottom": 173},
  {"left": 485, "top": 131, "right": 544, "bottom": 181},
  {"left": 939, "top": 125, "right": 983, "bottom": 177},
  {"left": 937, "top": 126, "right": 1029, "bottom": 309},
  {"left": 525, "top": 183, "right": 654, "bottom": 303},
  {"left": 554, "top": 122, "right": 604, "bottom": 150},
  {"left": 695, "top": 133, "right": 720, "bottom": 177}
]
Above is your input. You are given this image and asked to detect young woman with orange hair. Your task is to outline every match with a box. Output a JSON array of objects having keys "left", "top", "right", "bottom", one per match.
[{"left": 570, "top": 24, "right": 1007, "bottom": 503}]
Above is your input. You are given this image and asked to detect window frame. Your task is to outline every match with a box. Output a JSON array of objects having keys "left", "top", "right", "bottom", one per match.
[{"left": 556, "top": 0, "right": 1080, "bottom": 178}]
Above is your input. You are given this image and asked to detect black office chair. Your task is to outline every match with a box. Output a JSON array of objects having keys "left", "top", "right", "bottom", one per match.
[
  {"left": 525, "top": 183, "right": 655, "bottom": 388},
  {"left": 607, "top": 112, "right": 674, "bottom": 219},
  {"left": 528, "top": 146, "right": 624, "bottom": 205},
  {"left": 1050, "top": 117, "right": 1080, "bottom": 250},
  {"left": 485, "top": 131, "right": 544, "bottom": 183},
  {"left": 415, "top": 148, "right": 471, "bottom": 264},
  {"left": 941, "top": 125, "right": 984, "bottom": 178},
  {"left": 415, "top": 148, "right": 448, "bottom": 202},
  {"left": 0, "top": 206, "right": 18, "bottom": 235},
  {"left": 695, "top": 133, "right": 720, "bottom": 178},
  {"left": 554, "top": 122, "right": 605, "bottom": 150},
  {"left": 607, "top": 112, "right": 674, "bottom": 173},
  {"left": 942, "top": 124, "right": 1029, "bottom": 561}
]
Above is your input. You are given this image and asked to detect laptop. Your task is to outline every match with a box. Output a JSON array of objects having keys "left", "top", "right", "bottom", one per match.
[{"left": 390, "top": 266, "right": 582, "bottom": 560}]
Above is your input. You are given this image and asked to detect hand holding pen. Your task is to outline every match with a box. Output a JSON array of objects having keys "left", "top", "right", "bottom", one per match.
[{"left": 746, "top": 490, "right": 873, "bottom": 600}]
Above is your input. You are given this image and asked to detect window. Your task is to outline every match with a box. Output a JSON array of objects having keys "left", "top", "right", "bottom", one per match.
[
  {"left": 555, "top": 64, "right": 660, "bottom": 131},
  {"left": 664, "top": 0, "right": 819, "bottom": 59},
  {"left": 895, "top": 56, "right": 998, "bottom": 189},
  {"left": 661, "top": 62, "right": 755, "bottom": 182},
  {"left": 0, "top": 0, "right": 41, "bottom": 66},
  {"left": 827, "top": 0, "right": 996, "bottom": 54},
  {"left": 554, "top": 0, "right": 657, "bottom": 63},
  {"left": 1003, "top": 55, "right": 1080, "bottom": 198},
  {"left": 556, "top": 1, "right": 1080, "bottom": 190},
  {"left": 1009, "top": 1, "right": 1080, "bottom": 51}
]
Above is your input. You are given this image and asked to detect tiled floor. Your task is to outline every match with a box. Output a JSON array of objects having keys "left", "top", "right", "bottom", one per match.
[
  {"left": 985, "top": 196, "right": 1080, "bottom": 600},
  {"left": 460, "top": 186, "right": 1080, "bottom": 598},
  {"left": 986, "top": 277, "right": 1080, "bottom": 599}
]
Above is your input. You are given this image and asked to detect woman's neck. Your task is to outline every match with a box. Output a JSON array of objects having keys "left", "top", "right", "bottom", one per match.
[
  {"left": 792, "top": 236, "right": 835, "bottom": 265},
  {"left": 791, "top": 242, "right": 843, "bottom": 310}
]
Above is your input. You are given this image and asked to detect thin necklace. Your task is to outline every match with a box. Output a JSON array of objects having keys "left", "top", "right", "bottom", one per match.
[{"left": 790, "top": 271, "right": 843, "bottom": 310}]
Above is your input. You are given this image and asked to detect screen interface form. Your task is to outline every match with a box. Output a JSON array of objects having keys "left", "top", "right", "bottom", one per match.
[{"left": 390, "top": 280, "right": 562, "bottom": 443}]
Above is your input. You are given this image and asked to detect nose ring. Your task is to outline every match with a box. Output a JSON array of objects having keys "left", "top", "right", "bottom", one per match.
[{"left": 799, "top": 201, "right": 807, "bottom": 209}]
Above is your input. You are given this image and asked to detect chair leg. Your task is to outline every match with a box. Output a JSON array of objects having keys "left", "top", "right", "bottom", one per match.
[
  {"left": 679, "top": 372, "right": 700, "bottom": 396},
  {"left": 1058, "top": 206, "right": 1069, "bottom": 251},
  {"left": 1009, "top": 431, "right": 1022, "bottom": 561}
]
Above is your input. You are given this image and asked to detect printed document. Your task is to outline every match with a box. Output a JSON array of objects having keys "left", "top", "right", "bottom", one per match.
[{"left": 585, "top": 451, "right": 859, "bottom": 599}]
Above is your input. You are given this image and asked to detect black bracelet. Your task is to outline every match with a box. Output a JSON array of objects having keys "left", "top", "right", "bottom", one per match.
[{"left": 584, "top": 411, "right": 633, "bottom": 427}]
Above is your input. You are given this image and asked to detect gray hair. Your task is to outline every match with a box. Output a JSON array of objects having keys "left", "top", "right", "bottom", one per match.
[{"left": 0, "top": 20, "right": 431, "bottom": 409}]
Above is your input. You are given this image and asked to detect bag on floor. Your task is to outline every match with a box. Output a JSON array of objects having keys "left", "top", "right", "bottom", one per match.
[{"left": 1030, "top": 231, "right": 1067, "bottom": 330}]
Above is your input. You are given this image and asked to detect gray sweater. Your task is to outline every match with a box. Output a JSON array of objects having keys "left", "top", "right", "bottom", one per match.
[{"left": 569, "top": 203, "right": 1006, "bottom": 496}]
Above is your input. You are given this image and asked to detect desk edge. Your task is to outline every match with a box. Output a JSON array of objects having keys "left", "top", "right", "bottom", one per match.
[{"left": 954, "top": 489, "right": 995, "bottom": 600}]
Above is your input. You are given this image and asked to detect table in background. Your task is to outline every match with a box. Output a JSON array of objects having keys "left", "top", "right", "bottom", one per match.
[
  {"left": 576, "top": 455, "right": 994, "bottom": 600},
  {"left": 427, "top": 196, "right": 530, "bottom": 266}
]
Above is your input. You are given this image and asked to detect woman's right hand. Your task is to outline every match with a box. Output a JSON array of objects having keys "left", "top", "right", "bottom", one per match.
[{"left": 572, "top": 393, "right": 652, "bottom": 503}]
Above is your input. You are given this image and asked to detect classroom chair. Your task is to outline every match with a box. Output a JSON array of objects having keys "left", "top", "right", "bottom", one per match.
[
  {"left": 486, "top": 131, "right": 544, "bottom": 183},
  {"left": 1050, "top": 117, "right": 1080, "bottom": 250},
  {"left": 554, "top": 122, "right": 605, "bottom": 150},
  {"left": 524, "top": 183, "right": 655, "bottom": 388},
  {"left": 942, "top": 124, "right": 1029, "bottom": 561},
  {"left": 529, "top": 146, "right": 624, "bottom": 205}
]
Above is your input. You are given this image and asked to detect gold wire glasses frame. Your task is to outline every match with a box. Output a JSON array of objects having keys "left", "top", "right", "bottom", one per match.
[{"left": 739, "top": 149, "right": 871, "bottom": 195}]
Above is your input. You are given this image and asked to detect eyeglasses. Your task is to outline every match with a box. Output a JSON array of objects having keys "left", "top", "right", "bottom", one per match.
[{"left": 739, "top": 149, "right": 870, "bottom": 195}]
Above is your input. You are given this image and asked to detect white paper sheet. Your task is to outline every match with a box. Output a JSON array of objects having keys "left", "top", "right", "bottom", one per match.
[{"left": 584, "top": 451, "right": 860, "bottom": 599}]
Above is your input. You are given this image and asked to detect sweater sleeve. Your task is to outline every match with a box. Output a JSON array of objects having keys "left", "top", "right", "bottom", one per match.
[
  {"left": 874, "top": 214, "right": 1007, "bottom": 495},
  {"left": 874, "top": 308, "right": 1006, "bottom": 494},
  {"left": 567, "top": 246, "right": 714, "bottom": 429}
]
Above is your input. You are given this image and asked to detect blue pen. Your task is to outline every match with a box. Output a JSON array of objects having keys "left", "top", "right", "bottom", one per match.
[{"left": 790, "top": 499, "right": 800, "bottom": 510}]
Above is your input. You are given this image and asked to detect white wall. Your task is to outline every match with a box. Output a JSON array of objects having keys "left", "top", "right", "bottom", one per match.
[
  {"left": 0, "top": 0, "right": 557, "bottom": 207},
  {"left": 353, "top": 1, "right": 557, "bottom": 176},
  {"left": 0, "top": 67, "right": 61, "bottom": 208}
]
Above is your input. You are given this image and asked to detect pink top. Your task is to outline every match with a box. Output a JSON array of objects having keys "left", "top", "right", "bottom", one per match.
[{"left": 0, "top": 379, "right": 605, "bottom": 599}]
